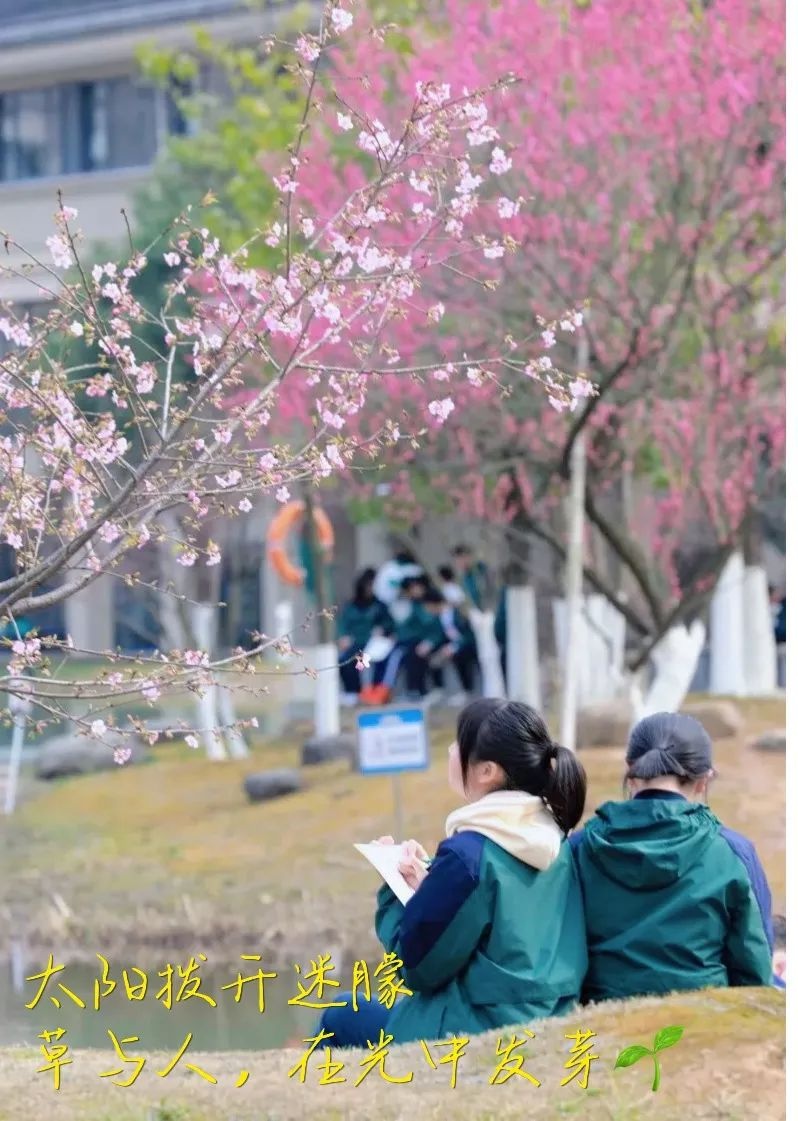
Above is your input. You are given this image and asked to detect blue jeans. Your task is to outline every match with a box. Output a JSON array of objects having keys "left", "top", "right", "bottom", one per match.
[{"left": 317, "top": 991, "right": 391, "bottom": 1048}]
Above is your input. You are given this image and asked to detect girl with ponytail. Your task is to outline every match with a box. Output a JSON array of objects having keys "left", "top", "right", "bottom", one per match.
[
  {"left": 319, "top": 699, "right": 588, "bottom": 1048},
  {"left": 571, "top": 711, "right": 775, "bottom": 1002}
]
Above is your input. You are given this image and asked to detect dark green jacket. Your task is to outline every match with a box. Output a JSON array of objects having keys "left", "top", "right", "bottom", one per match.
[
  {"left": 375, "top": 825, "right": 587, "bottom": 1043},
  {"left": 570, "top": 791, "right": 774, "bottom": 1003},
  {"left": 337, "top": 598, "right": 394, "bottom": 650},
  {"left": 395, "top": 602, "right": 438, "bottom": 647}
]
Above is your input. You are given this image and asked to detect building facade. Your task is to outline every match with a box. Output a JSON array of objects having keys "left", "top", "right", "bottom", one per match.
[{"left": 0, "top": 0, "right": 266, "bottom": 303}]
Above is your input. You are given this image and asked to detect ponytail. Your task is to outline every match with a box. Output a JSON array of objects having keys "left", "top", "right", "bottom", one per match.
[
  {"left": 456, "top": 699, "right": 587, "bottom": 836},
  {"left": 544, "top": 743, "right": 587, "bottom": 835},
  {"left": 624, "top": 712, "right": 713, "bottom": 787}
]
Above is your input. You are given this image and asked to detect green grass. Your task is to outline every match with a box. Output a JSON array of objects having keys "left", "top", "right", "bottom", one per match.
[
  {"left": 0, "top": 696, "right": 785, "bottom": 965},
  {"left": 0, "top": 988, "right": 785, "bottom": 1121}
]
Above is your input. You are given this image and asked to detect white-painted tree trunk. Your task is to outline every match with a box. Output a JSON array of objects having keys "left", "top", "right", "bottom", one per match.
[
  {"left": 631, "top": 620, "right": 706, "bottom": 721},
  {"left": 742, "top": 564, "right": 778, "bottom": 695},
  {"left": 554, "top": 595, "right": 627, "bottom": 708},
  {"left": 274, "top": 600, "right": 294, "bottom": 661},
  {"left": 469, "top": 609, "right": 505, "bottom": 697},
  {"left": 506, "top": 586, "right": 541, "bottom": 710},
  {"left": 217, "top": 686, "right": 250, "bottom": 759},
  {"left": 314, "top": 641, "right": 341, "bottom": 737},
  {"left": 585, "top": 596, "right": 627, "bottom": 702},
  {"left": 709, "top": 552, "right": 746, "bottom": 695},
  {"left": 191, "top": 602, "right": 228, "bottom": 761}
]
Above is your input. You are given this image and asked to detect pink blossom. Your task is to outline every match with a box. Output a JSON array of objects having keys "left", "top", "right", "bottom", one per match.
[
  {"left": 483, "top": 243, "right": 505, "bottom": 259},
  {"left": 68, "top": 321, "right": 84, "bottom": 337},
  {"left": 497, "top": 197, "right": 520, "bottom": 219},
  {"left": 90, "top": 719, "right": 107, "bottom": 737},
  {"left": 164, "top": 252, "right": 181, "bottom": 267},
  {"left": 355, "top": 652, "right": 371, "bottom": 671},
  {"left": 46, "top": 234, "right": 72, "bottom": 269},
  {"left": 570, "top": 377, "right": 594, "bottom": 400},
  {"left": 542, "top": 329, "right": 556, "bottom": 348},
  {"left": 275, "top": 486, "right": 291, "bottom": 504},
  {"left": 184, "top": 650, "right": 209, "bottom": 667},
  {"left": 141, "top": 681, "right": 161, "bottom": 701},
  {"left": 239, "top": 497, "right": 253, "bottom": 512},
  {"left": 296, "top": 35, "right": 320, "bottom": 63},
  {"left": 331, "top": 7, "right": 353, "bottom": 34},
  {"left": 114, "top": 747, "right": 132, "bottom": 766},
  {"left": 176, "top": 550, "right": 197, "bottom": 567},
  {"left": 337, "top": 112, "right": 353, "bottom": 131},
  {"left": 273, "top": 173, "right": 297, "bottom": 194},
  {"left": 489, "top": 147, "right": 512, "bottom": 174},
  {"left": 429, "top": 398, "right": 455, "bottom": 423},
  {"left": 206, "top": 542, "right": 222, "bottom": 566}
]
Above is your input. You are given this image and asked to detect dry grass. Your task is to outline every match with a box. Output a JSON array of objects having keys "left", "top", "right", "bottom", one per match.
[
  {"left": 0, "top": 696, "right": 785, "bottom": 966},
  {"left": 0, "top": 987, "right": 784, "bottom": 1121}
]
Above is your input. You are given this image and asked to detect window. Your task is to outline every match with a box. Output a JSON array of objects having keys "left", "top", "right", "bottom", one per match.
[{"left": 0, "top": 75, "right": 189, "bottom": 183}]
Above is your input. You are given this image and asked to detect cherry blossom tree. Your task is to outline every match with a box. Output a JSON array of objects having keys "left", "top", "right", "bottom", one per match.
[
  {"left": 0, "top": 1, "right": 583, "bottom": 757},
  {"left": 326, "top": 0, "right": 785, "bottom": 706}
]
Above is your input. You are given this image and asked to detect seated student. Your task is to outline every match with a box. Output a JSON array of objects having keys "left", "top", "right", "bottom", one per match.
[
  {"left": 437, "top": 565, "right": 466, "bottom": 606},
  {"left": 337, "top": 569, "right": 395, "bottom": 704},
  {"left": 318, "top": 698, "right": 588, "bottom": 1046},
  {"left": 494, "top": 586, "right": 507, "bottom": 686},
  {"left": 773, "top": 915, "right": 786, "bottom": 988},
  {"left": 422, "top": 588, "right": 479, "bottom": 700},
  {"left": 380, "top": 576, "right": 438, "bottom": 698},
  {"left": 570, "top": 712, "right": 774, "bottom": 1003}
]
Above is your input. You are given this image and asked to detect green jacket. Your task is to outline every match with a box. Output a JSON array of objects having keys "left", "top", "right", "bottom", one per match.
[
  {"left": 570, "top": 790, "right": 774, "bottom": 1003},
  {"left": 337, "top": 598, "right": 394, "bottom": 650},
  {"left": 374, "top": 791, "right": 588, "bottom": 1043},
  {"left": 395, "top": 602, "right": 438, "bottom": 647}
]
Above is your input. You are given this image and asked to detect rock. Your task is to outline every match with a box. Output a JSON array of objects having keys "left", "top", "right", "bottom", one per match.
[
  {"left": 576, "top": 700, "right": 634, "bottom": 749},
  {"left": 301, "top": 733, "right": 356, "bottom": 766},
  {"left": 681, "top": 700, "right": 743, "bottom": 739},
  {"left": 243, "top": 768, "right": 304, "bottom": 802},
  {"left": 36, "top": 737, "right": 147, "bottom": 780},
  {"left": 749, "top": 729, "right": 786, "bottom": 753}
]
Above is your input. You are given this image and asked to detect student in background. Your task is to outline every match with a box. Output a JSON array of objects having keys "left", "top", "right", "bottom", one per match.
[
  {"left": 494, "top": 586, "right": 507, "bottom": 686},
  {"left": 571, "top": 712, "right": 774, "bottom": 1002},
  {"left": 374, "top": 550, "right": 425, "bottom": 618},
  {"left": 380, "top": 576, "right": 439, "bottom": 697},
  {"left": 452, "top": 544, "right": 491, "bottom": 610},
  {"left": 318, "top": 699, "right": 588, "bottom": 1046},
  {"left": 438, "top": 564, "right": 466, "bottom": 607},
  {"left": 337, "top": 569, "right": 395, "bottom": 704},
  {"left": 773, "top": 915, "right": 786, "bottom": 988},
  {"left": 423, "top": 588, "right": 479, "bottom": 701}
]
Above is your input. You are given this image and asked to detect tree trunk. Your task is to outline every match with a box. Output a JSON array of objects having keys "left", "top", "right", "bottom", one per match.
[
  {"left": 469, "top": 609, "right": 505, "bottom": 698},
  {"left": 709, "top": 552, "right": 746, "bottom": 696},
  {"left": 190, "top": 602, "right": 228, "bottom": 761},
  {"left": 304, "top": 491, "right": 340, "bottom": 736},
  {"left": 630, "top": 620, "right": 706, "bottom": 720},
  {"left": 506, "top": 587, "right": 541, "bottom": 710}
]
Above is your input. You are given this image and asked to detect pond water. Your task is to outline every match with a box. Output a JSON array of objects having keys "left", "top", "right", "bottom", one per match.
[{"left": 0, "top": 961, "right": 320, "bottom": 1052}]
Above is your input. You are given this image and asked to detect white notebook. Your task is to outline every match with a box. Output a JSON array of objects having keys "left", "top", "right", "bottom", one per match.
[{"left": 354, "top": 843, "right": 415, "bottom": 905}]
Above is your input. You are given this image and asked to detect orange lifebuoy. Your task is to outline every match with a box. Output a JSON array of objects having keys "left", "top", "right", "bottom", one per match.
[{"left": 267, "top": 501, "right": 335, "bottom": 586}]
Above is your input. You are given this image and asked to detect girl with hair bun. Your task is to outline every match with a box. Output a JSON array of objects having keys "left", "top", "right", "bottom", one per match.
[
  {"left": 571, "top": 711, "right": 774, "bottom": 1002},
  {"left": 319, "top": 698, "right": 588, "bottom": 1047}
]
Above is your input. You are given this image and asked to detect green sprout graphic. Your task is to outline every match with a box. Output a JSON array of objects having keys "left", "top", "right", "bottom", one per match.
[{"left": 614, "top": 1025, "right": 684, "bottom": 1092}]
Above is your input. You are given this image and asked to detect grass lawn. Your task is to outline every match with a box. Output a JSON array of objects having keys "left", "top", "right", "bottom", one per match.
[
  {"left": 0, "top": 696, "right": 785, "bottom": 968},
  {"left": 0, "top": 987, "right": 785, "bottom": 1121}
]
